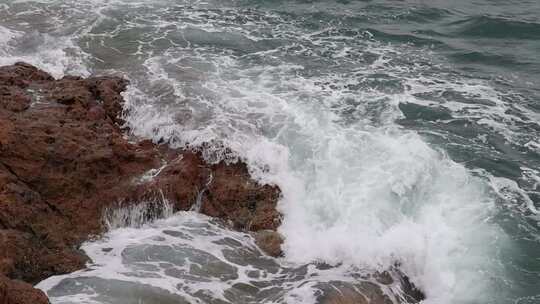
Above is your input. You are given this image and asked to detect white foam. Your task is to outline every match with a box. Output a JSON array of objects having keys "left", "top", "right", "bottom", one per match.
[
  {"left": 8, "top": 1, "right": 525, "bottom": 303},
  {"left": 39, "top": 212, "right": 394, "bottom": 304},
  {"left": 487, "top": 174, "right": 540, "bottom": 216},
  {"left": 104, "top": 195, "right": 174, "bottom": 230},
  {"left": 0, "top": 27, "right": 90, "bottom": 78},
  {"left": 119, "top": 49, "right": 510, "bottom": 303},
  {"left": 0, "top": 25, "right": 22, "bottom": 47}
]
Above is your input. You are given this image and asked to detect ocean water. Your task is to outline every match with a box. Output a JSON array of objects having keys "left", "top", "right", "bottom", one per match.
[{"left": 1, "top": 0, "right": 539, "bottom": 303}]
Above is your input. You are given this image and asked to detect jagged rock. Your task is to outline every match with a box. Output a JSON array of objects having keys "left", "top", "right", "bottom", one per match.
[
  {"left": 0, "top": 62, "right": 281, "bottom": 303},
  {"left": 0, "top": 275, "right": 49, "bottom": 304},
  {"left": 0, "top": 63, "right": 424, "bottom": 304},
  {"left": 252, "top": 230, "right": 284, "bottom": 257},
  {"left": 316, "top": 281, "right": 393, "bottom": 304}
]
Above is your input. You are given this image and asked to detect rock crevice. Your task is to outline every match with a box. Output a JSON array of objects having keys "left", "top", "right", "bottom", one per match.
[
  {"left": 0, "top": 63, "right": 424, "bottom": 304},
  {"left": 0, "top": 63, "right": 281, "bottom": 303}
]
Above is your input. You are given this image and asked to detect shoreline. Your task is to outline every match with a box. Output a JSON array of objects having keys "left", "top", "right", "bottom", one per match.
[
  {"left": 0, "top": 62, "right": 422, "bottom": 304},
  {"left": 0, "top": 62, "right": 281, "bottom": 303}
]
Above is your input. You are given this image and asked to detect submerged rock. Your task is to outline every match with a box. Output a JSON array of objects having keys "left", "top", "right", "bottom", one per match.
[
  {"left": 0, "top": 63, "right": 280, "bottom": 302},
  {"left": 252, "top": 230, "right": 284, "bottom": 257},
  {"left": 316, "top": 281, "right": 392, "bottom": 304},
  {"left": 0, "top": 63, "right": 424, "bottom": 304}
]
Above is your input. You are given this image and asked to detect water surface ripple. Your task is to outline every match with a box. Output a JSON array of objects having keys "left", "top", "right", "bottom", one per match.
[{"left": 1, "top": 0, "right": 539, "bottom": 303}]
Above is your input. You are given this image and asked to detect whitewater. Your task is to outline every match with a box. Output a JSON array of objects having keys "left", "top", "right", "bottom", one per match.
[{"left": 2, "top": 0, "right": 539, "bottom": 303}]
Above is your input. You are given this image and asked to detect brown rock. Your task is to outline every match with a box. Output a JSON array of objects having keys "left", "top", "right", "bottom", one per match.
[
  {"left": 0, "top": 62, "right": 53, "bottom": 88},
  {"left": 0, "top": 62, "right": 424, "bottom": 304},
  {"left": 252, "top": 230, "right": 284, "bottom": 257},
  {"left": 316, "top": 281, "right": 393, "bottom": 304},
  {"left": 0, "top": 62, "right": 281, "bottom": 302},
  {"left": 201, "top": 161, "right": 281, "bottom": 231},
  {"left": 0, "top": 85, "right": 31, "bottom": 112},
  {"left": 86, "top": 105, "right": 106, "bottom": 121},
  {"left": 0, "top": 275, "right": 49, "bottom": 304}
]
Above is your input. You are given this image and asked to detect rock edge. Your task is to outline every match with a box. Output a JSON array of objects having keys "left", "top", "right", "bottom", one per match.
[{"left": 0, "top": 63, "right": 281, "bottom": 303}]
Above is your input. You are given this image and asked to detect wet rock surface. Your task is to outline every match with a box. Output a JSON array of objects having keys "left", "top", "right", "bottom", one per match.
[
  {"left": 252, "top": 230, "right": 284, "bottom": 258},
  {"left": 0, "top": 275, "right": 49, "bottom": 304},
  {"left": 0, "top": 63, "right": 423, "bottom": 304},
  {"left": 0, "top": 63, "right": 280, "bottom": 303},
  {"left": 41, "top": 215, "right": 420, "bottom": 304},
  {"left": 316, "top": 281, "right": 392, "bottom": 304}
]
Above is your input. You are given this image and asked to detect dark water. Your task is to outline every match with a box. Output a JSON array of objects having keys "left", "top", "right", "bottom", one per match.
[{"left": 1, "top": 1, "right": 540, "bottom": 303}]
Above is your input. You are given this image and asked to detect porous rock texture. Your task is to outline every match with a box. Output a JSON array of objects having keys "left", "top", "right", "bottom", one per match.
[
  {"left": 0, "top": 63, "right": 424, "bottom": 304},
  {"left": 0, "top": 62, "right": 280, "bottom": 303}
]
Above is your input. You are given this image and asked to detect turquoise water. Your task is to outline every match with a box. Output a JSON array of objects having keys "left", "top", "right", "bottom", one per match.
[{"left": 1, "top": 1, "right": 539, "bottom": 303}]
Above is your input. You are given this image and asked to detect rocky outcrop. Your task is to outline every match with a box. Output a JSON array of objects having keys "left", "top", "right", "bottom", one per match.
[
  {"left": 0, "top": 63, "right": 424, "bottom": 304},
  {"left": 252, "top": 230, "right": 284, "bottom": 257},
  {"left": 0, "top": 275, "right": 49, "bottom": 304},
  {"left": 316, "top": 269, "right": 425, "bottom": 304},
  {"left": 0, "top": 63, "right": 281, "bottom": 303},
  {"left": 316, "top": 281, "right": 393, "bottom": 304}
]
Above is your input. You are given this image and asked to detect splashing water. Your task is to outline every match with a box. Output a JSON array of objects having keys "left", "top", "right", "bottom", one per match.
[
  {"left": 2, "top": 0, "right": 540, "bottom": 303},
  {"left": 103, "top": 194, "right": 174, "bottom": 230}
]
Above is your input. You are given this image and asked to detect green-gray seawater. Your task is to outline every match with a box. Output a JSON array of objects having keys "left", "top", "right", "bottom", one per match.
[{"left": 1, "top": 1, "right": 539, "bottom": 303}]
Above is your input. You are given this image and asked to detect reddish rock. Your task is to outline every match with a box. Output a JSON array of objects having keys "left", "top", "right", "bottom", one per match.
[
  {"left": 0, "top": 275, "right": 49, "bottom": 304},
  {"left": 316, "top": 281, "right": 393, "bottom": 304},
  {"left": 0, "top": 63, "right": 423, "bottom": 304},
  {"left": 316, "top": 271, "right": 425, "bottom": 304},
  {"left": 0, "top": 62, "right": 281, "bottom": 303},
  {"left": 252, "top": 230, "right": 284, "bottom": 257},
  {"left": 0, "top": 62, "right": 53, "bottom": 88}
]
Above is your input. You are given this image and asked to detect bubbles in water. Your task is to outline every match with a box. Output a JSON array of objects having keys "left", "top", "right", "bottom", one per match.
[
  {"left": 104, "top": 194, "right": 174, "bottom": 230},
  {"left": 2, "top": 1, "right": 533, "bottom": 303},
  {"left": 37, "top": 212, "right": 407, "bottom": 304}
]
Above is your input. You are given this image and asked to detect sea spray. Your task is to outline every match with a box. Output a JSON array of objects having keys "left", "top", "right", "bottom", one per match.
[
  {"left": 103, "top": 193, "right": 174, "bottom": 230},
  {"left": 37, "top": 212, "right": 413, "bottom": 304},
  {"left": 118, "top": 25, "right": 510, "bottom": 304},
  {"left": 4, "top": 0, "right": 536, "bottom": 303}
]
